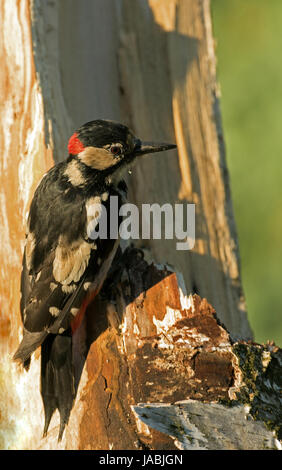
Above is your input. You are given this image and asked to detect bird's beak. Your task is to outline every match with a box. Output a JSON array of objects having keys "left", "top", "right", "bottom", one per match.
[{"left": 133, "top": 140, "right": 177, "bottom": 156}]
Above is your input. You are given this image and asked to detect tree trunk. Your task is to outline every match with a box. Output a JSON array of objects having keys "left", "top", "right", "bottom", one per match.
[{"left": 1, "top": 0, "right": 277, "bottom": 451}]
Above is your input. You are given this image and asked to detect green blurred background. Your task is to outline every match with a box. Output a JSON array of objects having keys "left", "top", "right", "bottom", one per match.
[{"left": 212, "top": 0, "right": 282, "bottom": 345}]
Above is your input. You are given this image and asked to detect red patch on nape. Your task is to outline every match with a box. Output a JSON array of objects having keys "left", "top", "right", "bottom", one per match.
[{"left": 68, "top": 132, "right": 85, "bottom": 155}]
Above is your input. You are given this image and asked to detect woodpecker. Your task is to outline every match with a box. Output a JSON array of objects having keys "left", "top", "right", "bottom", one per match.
[{"left": 13, "top": 119, "right": 176, "bottom": 440}]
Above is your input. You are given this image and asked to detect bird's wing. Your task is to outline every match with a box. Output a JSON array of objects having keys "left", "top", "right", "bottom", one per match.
[{"left": 14, "top": 184, "right": 119, "bottom": 364}]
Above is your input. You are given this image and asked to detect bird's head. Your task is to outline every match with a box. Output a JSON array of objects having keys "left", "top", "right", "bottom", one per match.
[{"left": 67, "top": 120, "right": 176, "bottom": 181}]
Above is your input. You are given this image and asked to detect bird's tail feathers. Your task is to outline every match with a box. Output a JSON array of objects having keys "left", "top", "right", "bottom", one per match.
[{"left": 41, "top": 331, "right": 75, "bottom": 441}]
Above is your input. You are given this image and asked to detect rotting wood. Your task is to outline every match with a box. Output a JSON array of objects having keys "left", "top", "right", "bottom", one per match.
[{"left": 36, "top": 247, "right": 281, "bottom": 450}]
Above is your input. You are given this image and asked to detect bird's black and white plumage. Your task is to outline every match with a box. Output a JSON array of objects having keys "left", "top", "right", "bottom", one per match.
[{"left": 13, "top": 119, "right": 176, "bottom": 440}]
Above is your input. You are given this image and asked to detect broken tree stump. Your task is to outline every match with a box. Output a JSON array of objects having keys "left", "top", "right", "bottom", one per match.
[{"left": 32, "top": 247, "right": 281, "bottom": 450}]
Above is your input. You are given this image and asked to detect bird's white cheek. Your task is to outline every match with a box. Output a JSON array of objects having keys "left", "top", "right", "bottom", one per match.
[{"left": 78, "top": 146, "right": 121, "bottom": 170}]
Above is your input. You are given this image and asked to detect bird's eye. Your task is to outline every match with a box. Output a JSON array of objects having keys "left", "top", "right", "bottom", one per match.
[{"left": 110, "top": 145, "right": 122, "bottom": 157}]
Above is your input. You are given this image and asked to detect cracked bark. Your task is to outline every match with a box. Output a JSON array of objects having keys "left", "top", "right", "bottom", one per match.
[
  {"left": 54, "top": 248, "right": 281, "bottom": 450},
  {"left": 1, "top": 0, "right": 280, "bottom": 451}
]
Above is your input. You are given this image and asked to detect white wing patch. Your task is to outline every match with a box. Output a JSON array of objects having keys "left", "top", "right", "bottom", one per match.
[
  {"left": 52, "top": 196, "right": 106, "bottom": 286},
  {"left": 53, "top": 235, "right": 92, "bottom": 285}
]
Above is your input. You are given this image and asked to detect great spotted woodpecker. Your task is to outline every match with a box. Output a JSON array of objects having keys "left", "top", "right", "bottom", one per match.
[{"left": 13, "top": 119, "right": 176, "bottom": 440}]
